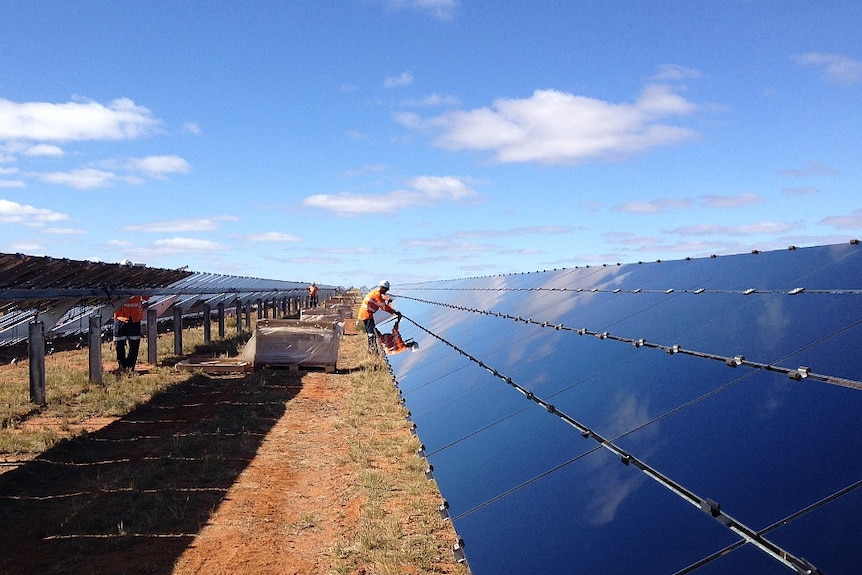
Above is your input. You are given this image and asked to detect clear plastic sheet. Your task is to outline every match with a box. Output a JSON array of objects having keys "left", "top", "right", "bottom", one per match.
[{"left": 240, "top": 318, "right": 342, "bottom": 368}]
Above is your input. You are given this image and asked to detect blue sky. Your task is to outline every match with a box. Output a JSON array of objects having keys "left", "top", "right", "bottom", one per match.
[{"left": 1, "top": 1, "right": 861, "bottom": 287}]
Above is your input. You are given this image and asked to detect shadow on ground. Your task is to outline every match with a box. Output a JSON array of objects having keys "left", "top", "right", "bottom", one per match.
[{"left": 0, "top": 369, "right": 303, "bottom": 574}]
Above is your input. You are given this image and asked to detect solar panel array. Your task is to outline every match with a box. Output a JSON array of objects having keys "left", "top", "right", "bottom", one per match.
[
  {"left": 386, "top": 242, "right": 862, "bottom": 575},
  {"left": 0, "top": 252, "right": 333, "bottom": 346}
]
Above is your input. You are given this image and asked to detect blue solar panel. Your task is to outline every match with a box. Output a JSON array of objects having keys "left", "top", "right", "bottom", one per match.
[{"left": 386, "top": 242, "right": 862, "bottom": 575}]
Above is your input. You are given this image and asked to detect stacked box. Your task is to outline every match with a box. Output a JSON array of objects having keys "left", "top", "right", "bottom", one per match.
[{"left": 240, "top": 318, "right": 341, "bottom": 371}]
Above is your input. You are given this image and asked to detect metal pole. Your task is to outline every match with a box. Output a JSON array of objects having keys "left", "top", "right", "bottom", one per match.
[
  {"left": 28, "top": 321, "right": 46, "bottom": 405},
  {"left": 203, "top": 303, "right": 212, "bottom": 344},
  {"left": 147, "top": 308, "right": 158, "bottom": 365},
  {"left": 173, "top": 305, "right": 183, "bottom": 355},
  {"left": 88, "top": 315, "right": 103, "bottom": 384},
  {"left": 218, "top": 302, "right": 225, "bottom": 338}
]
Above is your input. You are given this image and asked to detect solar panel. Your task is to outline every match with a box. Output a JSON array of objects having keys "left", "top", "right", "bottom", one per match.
[
  {"left": 0, "top": 252, "right": 332, "bottom": 346},
  {"left": 386, "top": 242, "right": 862, "bottom": 575}
]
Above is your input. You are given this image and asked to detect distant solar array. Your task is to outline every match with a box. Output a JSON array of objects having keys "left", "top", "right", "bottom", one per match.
[
  {"left": 386, "top": 242, "right": 862, "bottom": 575},
  {"left": 0, "top": 252, "right": 331, "bottom": 346}
]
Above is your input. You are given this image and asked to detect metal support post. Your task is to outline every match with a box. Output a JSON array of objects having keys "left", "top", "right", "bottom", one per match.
[
  {"left": 173, "top": 305, "right": 183, "bottom": 355},
  {"left": 203, "top": 303, "right": 212, "bottom": 344},
  {"left": 88, "top": 315, "right": 103, "bottom": 384},
  {"left": 28, "top": 321, "right": 46, "bottom": 405},
  {"left": 218, "top": 302, "right": 225, "bottom": 338},
  {"left": 147, "top": 308, "right": 158, "bottom": 365}
]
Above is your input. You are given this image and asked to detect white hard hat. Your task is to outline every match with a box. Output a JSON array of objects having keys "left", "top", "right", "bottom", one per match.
[
  {"left": 379, "top": 280, "right": 390, "bottom": 289},
  {"left": 120, "top": 259, "right": 133, "bottom": 266}
]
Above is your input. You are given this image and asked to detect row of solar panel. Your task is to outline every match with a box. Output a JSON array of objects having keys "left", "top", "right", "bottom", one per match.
[
  {"left": 0, "top": 252, "right": 331, "bottom": 346},
  {"left": 383, "top": 243, "right": 862, "bottom": 574}
]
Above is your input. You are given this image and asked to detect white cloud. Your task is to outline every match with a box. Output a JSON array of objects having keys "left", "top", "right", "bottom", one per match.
[
  {"left": 384, "top": 71, "right": 414, "bottom": 88},
  {"left": 401, "top": 237, "right": 493, "bottom": 253},
  {"left": 409, "top": 175, "right": 476, "bottom": 200},
  {"left": 794, "top": 52, "right": 862, "bottom": 85},
  {"left": 385, "top": 0, "right": 458, "bottom": 20},
  {"left": 779, "top": 161, "right": 842, "bottom": 178},
  {"left": 820, "top": 209, "right": 862, "bottom": 230},
  {"left": 781, "top": 186, "right": 819, "bottom": 196},
  {"left": 700, "top": 192, "right": 762, "bottom": 208},
  {"left": 124, "top": 216, "right": 238, "bottom": 233},
  {"left": 303, "top": 175, "right": 478, "bottom": 216},
  {"left": 21, "top": 154, "right": 190, "bottom": 191},
  {"left": 46, "top": 227, "right": 86, "bottom": 235},
  {"left": 454, "top": 225, "right": 572, "bottom": 238},
  {"left": 152, "top": 237, "right": 224, "bottom": 251},
  {"left": 107, "top": 239, "right": 132, "bottom": 247},
  {"left": 409, "top": 85, "right": 697, "bottom": 165},
  {"left": 245, "top": 231, "right": 302, "bottom": 242},
  {"left": 182, "top": 122, "right": 202, "bottom": 135},
  {"left": 346, "top": 129, "right": 369, "bottom": 141},
  {"left": 602, "top": 231, "right": 738, "bottom": 256},
  {"left": 304, "top": 190, "right": 423, "bottom": 215},
  {"left": 126, "top": 155, "right": 191, "bottom": 177},
  {"left": 38, "top": 167, "right": 117, "bottom": 189},
  {"left": 0, "top": 97, "right": 160, "bottom": 142},
  {"left": 275, "top": 255, "right": 343, "bottom": 266},
  {"left": 652, "top": 64, "right": 701, "bottom": 81},
  {"left": 401, "top": 93, "right": 461, "bottom": 108},
  {"left": 24, "top": 144, "right": 63, "bottom": 157},
  {"left": 615, "top": 197, "right": 693, "bottom": 214},
  {"left": 342, "top": 164, "right": 389, "bottom": 177},
  {"left": 318, "top": 246, "right": 376, "bottom": 254},
  {"left": 670, "top": 221, "right": 802, "bottom": 236},
  {"left": 0, "top": 179, "right": 24, "bottom": 188},
  {"left": 5, "top": 240, "right": 44, "bottom": 254},
  {"left": 0, "top": 198, "right": 68, "bottom": 225}
]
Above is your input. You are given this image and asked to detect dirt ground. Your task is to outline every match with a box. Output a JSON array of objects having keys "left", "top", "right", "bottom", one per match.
[{"left": 0, "top": 330, "right": 465, "bottom": 574}]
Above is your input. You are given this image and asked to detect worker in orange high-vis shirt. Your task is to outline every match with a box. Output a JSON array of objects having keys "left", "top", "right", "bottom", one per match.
[
  {"left": 113, "top": 295, "right": 150, "bottom": 373},
  {"left": 308, "top": 283, "right": 319, "bottom": 307},
  {"left": 358, "top": 280, "right": 400, "bottom": 353}
]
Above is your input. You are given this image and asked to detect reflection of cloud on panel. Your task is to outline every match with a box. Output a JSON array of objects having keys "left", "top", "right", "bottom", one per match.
[
  {"left": 583, "top": 452, "right": 647, "bottom": 526},
  {"left": 583, "top": 393, "right": 657, "bottom": 525}
]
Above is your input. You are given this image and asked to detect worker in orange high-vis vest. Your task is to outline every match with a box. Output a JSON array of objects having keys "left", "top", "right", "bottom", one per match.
[
  {"left": 358, "top": 280, "right": 400, "bottom": 353},
  {"left": 113, "top": 295, "right": 150, "bottom": 373},
  {"left": 308, "top": 283, "right": 319, "bottom": 307}
]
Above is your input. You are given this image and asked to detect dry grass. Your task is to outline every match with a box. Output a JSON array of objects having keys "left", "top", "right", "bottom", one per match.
[
  {"left": 0, "top": 321, "right": 249, "bottom": 454},
  {"left": 0, "top": 318, "right": 469, "bottom": 574},
  {"left": 334, "top": 344, "right": 468, "bottom": 574}
]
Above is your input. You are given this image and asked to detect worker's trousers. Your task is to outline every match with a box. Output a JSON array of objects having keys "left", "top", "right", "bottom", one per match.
[
  {"left": 114, "top": 319, "right": 142, "bottom": 371},
  {"left": 363, "top": 318, "right": 378, "bottom": 353}
]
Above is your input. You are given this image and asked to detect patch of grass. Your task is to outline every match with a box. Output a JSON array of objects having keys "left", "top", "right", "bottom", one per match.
[
  {"left": 0, "top": 323, "right": 255, "bottom": 455},
  {"left": 292, "top": 512, "right": 317, "bottom": 532},
  {"left": 335, "top": 341, "right": 470, "bottom": 574}
]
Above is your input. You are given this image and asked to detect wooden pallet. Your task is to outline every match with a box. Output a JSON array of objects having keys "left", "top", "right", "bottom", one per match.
[{"left": 175, "top": 357, "right": 254, "bottom": 373}]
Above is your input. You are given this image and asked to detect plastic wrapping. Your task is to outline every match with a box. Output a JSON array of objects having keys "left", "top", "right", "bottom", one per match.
[
  {"left": 302, "top": 303, "right": 354, "bottom": 320},
  {"left": 240, "top": 318, "right": 342, "bottom": 369}
]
